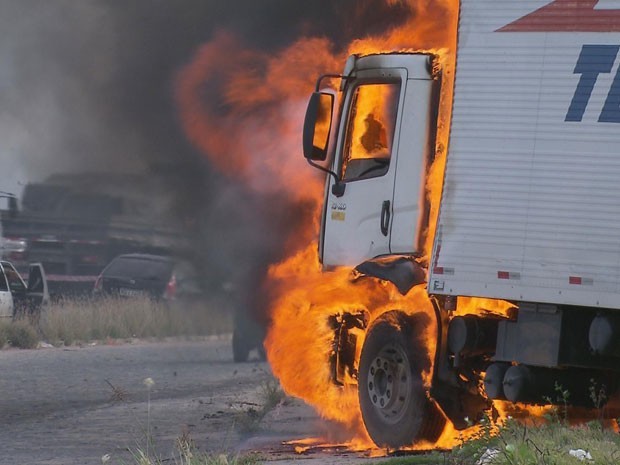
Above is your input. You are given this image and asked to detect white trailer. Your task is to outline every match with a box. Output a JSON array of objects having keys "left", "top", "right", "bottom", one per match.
[
  {"left": 302, "top": 0, "right": 620, "bottom": 449},
  {"left": 431, "top": 0, "right": 620, "bottom": 310}
]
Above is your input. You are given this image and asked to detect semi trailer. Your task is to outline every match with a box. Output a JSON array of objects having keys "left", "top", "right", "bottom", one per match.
[{"left": 302, "top": 0, "right": 620, "bottom": 448}]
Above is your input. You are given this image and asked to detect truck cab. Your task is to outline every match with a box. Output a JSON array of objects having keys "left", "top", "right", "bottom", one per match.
[
  {"left": 305, "top": 53, "right": 439, "bottom": 267},
  {"left": 304, "top": 52, "right": 451, "bottom": 447}
]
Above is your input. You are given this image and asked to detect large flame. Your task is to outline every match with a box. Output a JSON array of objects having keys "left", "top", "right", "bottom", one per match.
[{"left": 175, "top": 0, "right": 523, "bottom": 451}]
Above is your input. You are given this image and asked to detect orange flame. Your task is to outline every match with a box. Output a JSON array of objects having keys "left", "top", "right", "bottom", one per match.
[
  {"left": 265, "top": 245, "right": 438, "bottom": 441},
  {"left": 175, "top": 0, "right": 527, "bottom": 451},
  {"left": 175, "top": 32, "right": 340, "bottom": 200}
]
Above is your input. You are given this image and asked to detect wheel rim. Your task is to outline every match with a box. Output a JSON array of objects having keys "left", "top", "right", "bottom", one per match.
[{"left": 365, "top": 343, "right": 412, "bottom": 425}]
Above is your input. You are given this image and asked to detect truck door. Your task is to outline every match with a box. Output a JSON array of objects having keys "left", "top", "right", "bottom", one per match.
[
  {"left": 3, "top": 261, "right": 28, "bottom": 316},
  {"left": 0, "top": 264, "right": 13, "bottom": 318},
  {"left": 26, "top": 263, "right": 49, "bottom": 316},
  {"left": 321, "top": 70, "right": 405, "bottom": 267}
]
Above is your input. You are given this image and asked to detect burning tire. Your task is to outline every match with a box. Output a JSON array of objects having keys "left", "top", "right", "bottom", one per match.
[{"left": 358, "top": 311, "right": 445, "bottom": 448}]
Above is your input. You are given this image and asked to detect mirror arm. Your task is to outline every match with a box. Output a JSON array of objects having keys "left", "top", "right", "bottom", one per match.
[
  {"left": 307, "top": 159, "right": 339, "bottom": 184},
  {"left": 306, "top": 160, "right": 346, "bottom": 197},
  {"left": 314, "top": 74, "right": 353, "bottom": 92}
]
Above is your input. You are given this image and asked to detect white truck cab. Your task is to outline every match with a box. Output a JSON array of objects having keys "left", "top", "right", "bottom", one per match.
[{"left": 305, "top": 53, "right": 439, "bottom": 267}]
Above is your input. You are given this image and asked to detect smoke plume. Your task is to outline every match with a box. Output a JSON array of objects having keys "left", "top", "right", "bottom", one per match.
[{"left": 0, "top": 0, "right": 414, "bottom": 323}]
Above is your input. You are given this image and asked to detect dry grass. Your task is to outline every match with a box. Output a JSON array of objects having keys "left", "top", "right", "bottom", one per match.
[
  {"left": 0, "top": 318, "right": 38, "bottom": 348},
  {"left": 123, "top": 377, "right": 265, "bottom": 465},
  {"left": 233, "top": 379, "right": 286, "bottom": 434},
  {"left": 130, "top": 447, "right": 262, "bottom": 465},
  {"left": 39, "top": 296, "right": 233, "bottom": 346},
  {"left": 0, "top": 318, "right": 9, "bottom": 348}
]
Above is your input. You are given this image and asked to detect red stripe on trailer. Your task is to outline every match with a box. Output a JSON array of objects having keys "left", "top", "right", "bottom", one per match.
[
  {"left": 569, "top": 276, "right": 582, "bottom": 285},
  {"left": 498, "top": 271, "right": 510, "bottom": 279},
  {"left": 434, "top": 267, "right": 444, "bottom": 275},
  {"left": 498, "top": 0, "right": 620, "bottom": 33}
]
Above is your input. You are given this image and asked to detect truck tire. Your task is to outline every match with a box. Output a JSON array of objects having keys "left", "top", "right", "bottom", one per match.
[
  {"left": 232, "top": 329, "right": 250, "bottom": 363},
  {"left": 358, "top": 311, "right": 445, "bottom": 448}
]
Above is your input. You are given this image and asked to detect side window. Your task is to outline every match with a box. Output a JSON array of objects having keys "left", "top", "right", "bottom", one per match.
[
  {"left": 3, "top": 264, "right": 25, "bottom": 292},
  {"left": 0, "top": 266, "right": 8, "bottom": 292},
  {"left": 341, "top": 81, "right": 401, "bottom": 181}
]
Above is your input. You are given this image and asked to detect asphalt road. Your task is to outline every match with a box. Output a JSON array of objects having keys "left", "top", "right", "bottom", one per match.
[
  {"left": 0, "top": 337, "right": 384, "bottom": 465},
  {"left": 0, "top": 337, "right": 270, "bottom": 464}
]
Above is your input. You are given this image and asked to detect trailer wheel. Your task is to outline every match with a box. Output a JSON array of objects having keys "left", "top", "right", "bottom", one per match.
[{"left": 358, "top": 311, "right": 445, "bottom": 448}]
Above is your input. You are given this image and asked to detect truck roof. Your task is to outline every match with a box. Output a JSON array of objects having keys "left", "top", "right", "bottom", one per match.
[{"left": 350, "top": 53, "right": 435, "bottom": 80}]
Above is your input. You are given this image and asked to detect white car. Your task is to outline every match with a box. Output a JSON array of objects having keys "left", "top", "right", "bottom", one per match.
[{"left": 0, "top": 262, "right": 48, "bottom": 319}]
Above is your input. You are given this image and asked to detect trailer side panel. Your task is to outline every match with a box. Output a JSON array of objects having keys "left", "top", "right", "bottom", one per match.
[{"left": 431, "top": 0, "right": 620, "bottom": 309}]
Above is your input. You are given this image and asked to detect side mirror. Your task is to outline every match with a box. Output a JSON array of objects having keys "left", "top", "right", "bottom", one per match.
[{"left": 303, "top": 92, "right": 334, "bottom": 161}]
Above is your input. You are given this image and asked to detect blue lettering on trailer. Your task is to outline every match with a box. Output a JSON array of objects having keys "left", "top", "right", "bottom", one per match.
[
  {"left": 566, "top": 45, "right": 620, "bottom": 122},
  {"left": 600, "top": 57, "right": 620, "bottom": 123}
]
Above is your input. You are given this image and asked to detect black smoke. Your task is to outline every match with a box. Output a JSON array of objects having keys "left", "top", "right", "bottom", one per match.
[
  {"left": 0, "top": 0, "right": 412, "bottom": 327},
  {"left": 0, "top": 0, "right": 411, "bottom": 184}
]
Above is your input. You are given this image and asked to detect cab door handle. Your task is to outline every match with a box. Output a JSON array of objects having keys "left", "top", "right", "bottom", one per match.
[{"left": 380, "top": 200, "right": 391, "bottom": 236}]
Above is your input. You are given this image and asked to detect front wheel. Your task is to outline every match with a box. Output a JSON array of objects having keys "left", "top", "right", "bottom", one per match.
[{"left": 358, "top": 311, "right": 445, "bottom": 448}]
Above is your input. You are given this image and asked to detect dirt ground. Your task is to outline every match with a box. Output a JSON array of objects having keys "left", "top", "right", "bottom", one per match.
[{"left": 0, "top": 336, "right": 391, "bottom": 465}]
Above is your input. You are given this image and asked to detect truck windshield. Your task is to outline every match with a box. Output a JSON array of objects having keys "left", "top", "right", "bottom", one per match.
[{"left": 341, "top": 82, "right": 400, "bottom": 181}]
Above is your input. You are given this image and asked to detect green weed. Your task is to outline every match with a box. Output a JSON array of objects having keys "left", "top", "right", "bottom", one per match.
[
  {"left": 378, "top": 416, "right": 620, "bottom": 465},
  {"left": 0, "top": 319, "right": 9, "bottom": 348},
  {"left": 120, "top": 378, "right": 265, "bottom": 465},
  {"left": 5, "top": 319, "right": 39, "bottom": 348},
  {"left": 233, "top": 379, "right": 285, "bottom": 434}
]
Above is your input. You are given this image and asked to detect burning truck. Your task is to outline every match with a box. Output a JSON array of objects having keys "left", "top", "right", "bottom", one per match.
[{"left": 293, "top": 0, "right": 620, "bottom": 449}]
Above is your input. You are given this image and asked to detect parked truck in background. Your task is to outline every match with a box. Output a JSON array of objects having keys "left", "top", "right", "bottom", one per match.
[
  {"left": 303, "top": 0, "right": 620, "bottom": 448},
  {"left": 0, "top": 173, "right": 188, "bottom": 297}
]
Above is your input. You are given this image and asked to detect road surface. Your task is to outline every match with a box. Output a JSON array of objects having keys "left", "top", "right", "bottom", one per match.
[{"left": 0, "top": 337, "right": 387, "bottom": 465}]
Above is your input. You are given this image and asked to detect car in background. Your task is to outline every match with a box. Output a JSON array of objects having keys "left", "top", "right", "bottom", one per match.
[
  {"left": 93, "top": 253, "right": 192, "bottom": 300},
  {"left": 94, "top": 253, "right": 267, "bottom": 363},
  {"left": 0, "top": 261, "right": 48, "bottom": 319}
]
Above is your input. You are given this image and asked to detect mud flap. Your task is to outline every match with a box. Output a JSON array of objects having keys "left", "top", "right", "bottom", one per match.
[
  {"left": 354, "top": 255, "right": 426, "bottom": 295},
  {"left": 328, "top": 311, "right": 369, "bottom": 386}
]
